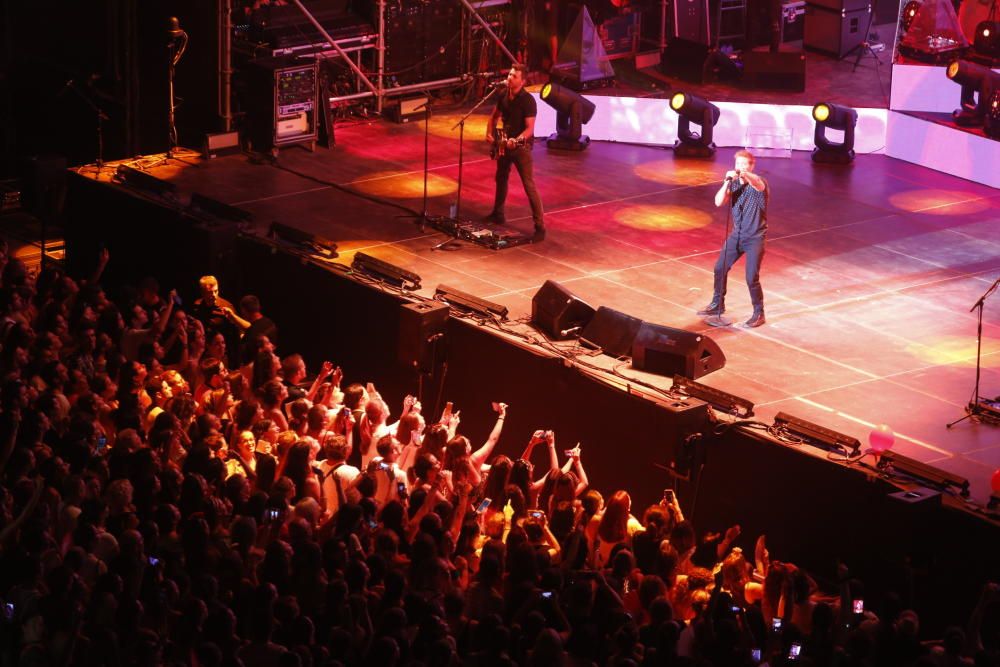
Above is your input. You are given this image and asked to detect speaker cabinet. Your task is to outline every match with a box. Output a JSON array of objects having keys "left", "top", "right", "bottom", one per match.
[
  {"left": 580, "top": 306, "right": 645, "bottom": 358},
  {"left": 742, "top": 51, "right": 807, "bottom": 91},
  {"left": 531, "top": 280, "right": 596, "bottom": 340},
  {"left": 398, "top": 301, "right": 449, "bottom": 372},
  {"left": 804, "top": 2, "right": 869, "bottom": 59},
  {"left": 631, "top": 322, "right": 726, "bottom": 379}
]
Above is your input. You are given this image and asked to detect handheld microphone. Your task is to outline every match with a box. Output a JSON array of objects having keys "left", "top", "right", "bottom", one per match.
[
  {"left": 489, "top": 80, "right": 508, "bottom": 89},
  {"left": 168, "top": 16, "right": 185, "bottom": 40},
  {"left": 559, "top": 326, "right": 582, "bottom": 337}
]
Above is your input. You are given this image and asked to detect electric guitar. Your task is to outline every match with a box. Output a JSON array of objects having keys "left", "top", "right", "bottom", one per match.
[{"left": 489, "top": 128, "right": 528, "bottom": 159}]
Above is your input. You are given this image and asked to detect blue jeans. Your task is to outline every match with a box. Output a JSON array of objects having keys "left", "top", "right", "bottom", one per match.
[
  {"left": 712, "top": 233, "right": 765, "bottom": 313},
  {"left": 493, "top": 146, "right": 545, "bottom": 229}
]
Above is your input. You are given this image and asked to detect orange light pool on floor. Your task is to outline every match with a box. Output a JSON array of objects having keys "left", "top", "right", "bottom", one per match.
[
  {"left": 888, "top": 189, "right": 992, "bottom": 215},
  {"left": 426, "top": 114, "right": 490, "bottom": 140},
  {"left": 351, "top": 170, "right": 457, "bottom": 198},
  {"left": 633, "top": 160, "right": 722, "bottom": 186},
  {"left": 907, "top": 335, "right": 1000, "bottom": 367},
  {"left": 614, "top": 204, "right": 713, "bottom": 231}
]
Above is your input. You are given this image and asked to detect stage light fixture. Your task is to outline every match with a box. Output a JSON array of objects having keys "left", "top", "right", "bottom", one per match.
[
  {"left": 811, "top": 102, "right": 858, "bottom": 164},
  {"left": 269, "top": 222, "right": 338, "bottom": 257},
  {"left": 540, "top": 82, "right": 596, "bottom": 151},
  {"left": 877, "top": 450, "right": 970, "bottom": 497},
  {"left": 973, "top": 20, "right": 1000, "bottom": 59},
  {"left": 671, "top": 375, "right": 753, "bottom": 418},
  {"left": 900, "top": 0, "right": 921, "bottom": 32},
  {"left": 190, "top": 193, "right": 253, "bottom": 223},
  {"left": 351, "top": 252, "right": 421, "bottom": 290},
  {"left": 773, "top": 411, "right": 862, "bottom": 455},
  {"left": 986, "top": 87, "right": 1000, "bottom": 139},
  {"left": 114, "top": 165, "right": 178, "bottom": 198},
  {"left": 946, "top": 60, "right": 995, "bottom": 126},
  {"left": 434, "top": 284, "right": 509, "bottom": 319},
  {"left": 669, "top": 92, "right": 721, "bottom": 158}
]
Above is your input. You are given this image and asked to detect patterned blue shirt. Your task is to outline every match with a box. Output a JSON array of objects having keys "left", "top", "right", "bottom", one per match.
[{"left": 729, "top": 178, "right": 768, "bottom": 237}]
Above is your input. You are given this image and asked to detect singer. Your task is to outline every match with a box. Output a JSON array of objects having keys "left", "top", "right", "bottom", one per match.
[
  {"left": 484, "top": 64, "right": 546, "bottom": 242},
  {"left": 697, "top": 150, "right": 769, "bottom": 328}
]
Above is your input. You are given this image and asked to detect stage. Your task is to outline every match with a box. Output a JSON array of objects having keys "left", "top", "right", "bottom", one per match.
[{"left": 78, "top": 107, "right": 1000, "bottom": 503}]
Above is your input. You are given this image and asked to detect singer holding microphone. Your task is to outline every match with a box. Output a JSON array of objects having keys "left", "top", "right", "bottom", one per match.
[
  {"left": 697, "top": 150, "right": 769, "bottom": 328},
  {"left": 484, "top": 64, "right": 546, "bottom": 243}
]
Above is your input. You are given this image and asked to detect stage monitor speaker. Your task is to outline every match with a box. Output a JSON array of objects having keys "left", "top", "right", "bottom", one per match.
[
  {"left": 742, "top": 51, "right": 807, "bottom": 91},
  {"left": 804, "top": 2, "right": 869, "bottom": 59},
  {"left": 674, "top": 0, "right": 712, "bottom": 44},
  {"left": 661, "top": 39, "right": 712, "bottom": 83},
  {"left": 580, "top": 306, "right": 645, "bottom": 358},
  {"left": 398, "top": 301, "right": 449, "bottom": 372},
  {"left": 632, "top": 322, "right": 726, "bottom": 379},
  {"left": 531, "top": 280, "right": 596, "bottom": 340}
]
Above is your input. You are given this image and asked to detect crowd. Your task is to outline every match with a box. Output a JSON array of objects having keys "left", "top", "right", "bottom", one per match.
[{"left": 0, "top": 240, "right": 998, "bottom": 667}]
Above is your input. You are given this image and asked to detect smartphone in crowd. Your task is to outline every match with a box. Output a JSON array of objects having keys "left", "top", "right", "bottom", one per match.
[
  {"left": 396, "top": 481, "right": 408, "bottom": 500},
  {"left": 529, "top": 510, "right": 545, "bottom": 521},
  {"left": 663, "top": 488, "right": 675, "bottom": 504},
  {"left": 266, "top": 507, "right": 281, "bottom": 523},
  {"left": 476, "top": 498, "right": 492, "bottom": 514},
  {"left": 751, "top": 648, "right": 762, "bottom": 663},
  {"left": 853, "top": 599, "right": 864, "bottom": 614},
  {"left": 772, "top": 618, "right": 783, "bottom": 631},
  {"left": 148, "top": 556, "right": 160, "bottom": 566},
  {"left": 96, "top": 435, "right": 108, "bottom": 452},
  {"left": 541, "top": 591, "right": 553, "bottom": 599},
  {"left": 491, "top": 402, "right": 500, "bottom": 412},
  {"left": 789, "top": 643, "right": 802, "bottom": 660}
]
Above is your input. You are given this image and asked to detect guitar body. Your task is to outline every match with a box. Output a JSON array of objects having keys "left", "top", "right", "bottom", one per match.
[{"left": 490, "top": 128, "right": 528, "bottom": 160}]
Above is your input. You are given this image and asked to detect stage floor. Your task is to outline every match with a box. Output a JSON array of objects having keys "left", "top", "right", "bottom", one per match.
[{"left": 93, "top": 109, "right": 1000, "bottom": 502}]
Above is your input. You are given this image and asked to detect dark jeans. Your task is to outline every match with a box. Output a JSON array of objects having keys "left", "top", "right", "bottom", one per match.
[
  {"left": 493, "top": 146, "right": 545, "bottom": 229},
  {"left": 712, "top": 233, "right": 766, "bottom": 313}
]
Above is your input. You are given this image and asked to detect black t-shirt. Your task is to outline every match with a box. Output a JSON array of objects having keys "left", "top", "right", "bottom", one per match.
[
  {"left": 729, "top": 178, "right": 768, "bottom": 237},
  {"left": 497, "top": 88, "right": 537, "bottom": 140},
  {"left": 191, "top": 297, "right": 238, "bottom": 339}
]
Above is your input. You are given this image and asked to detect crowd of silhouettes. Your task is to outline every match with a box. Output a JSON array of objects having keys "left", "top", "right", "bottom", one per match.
[{"left": 0, "top": 241, "right": 998, "bottom": 667}]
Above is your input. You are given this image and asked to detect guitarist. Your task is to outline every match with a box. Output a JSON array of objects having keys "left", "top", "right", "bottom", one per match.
[{"left": 485, "top": 64, "right": 547, "bottom": 242}]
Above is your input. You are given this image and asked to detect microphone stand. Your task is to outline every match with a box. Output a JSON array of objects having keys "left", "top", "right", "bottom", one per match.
[
  {"left": 397, "top": 99, "right": 434, "bottom": 232},
  {"left": 947, "top": 276, "right": 1000, "bottom": 428},
  {"left": 64, "top": 80, "right": 109, "bottom": 177},
  {"left": 167, "top": 25, "right": 189, "bottom": 160},
  {"left": 430, "top": 82, "right": 505, "bottom": 251}
]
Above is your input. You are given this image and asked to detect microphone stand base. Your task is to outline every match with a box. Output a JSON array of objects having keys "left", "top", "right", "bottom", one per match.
[{"left": 703, "top": 315, "right": 733, "bottom": 328}]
